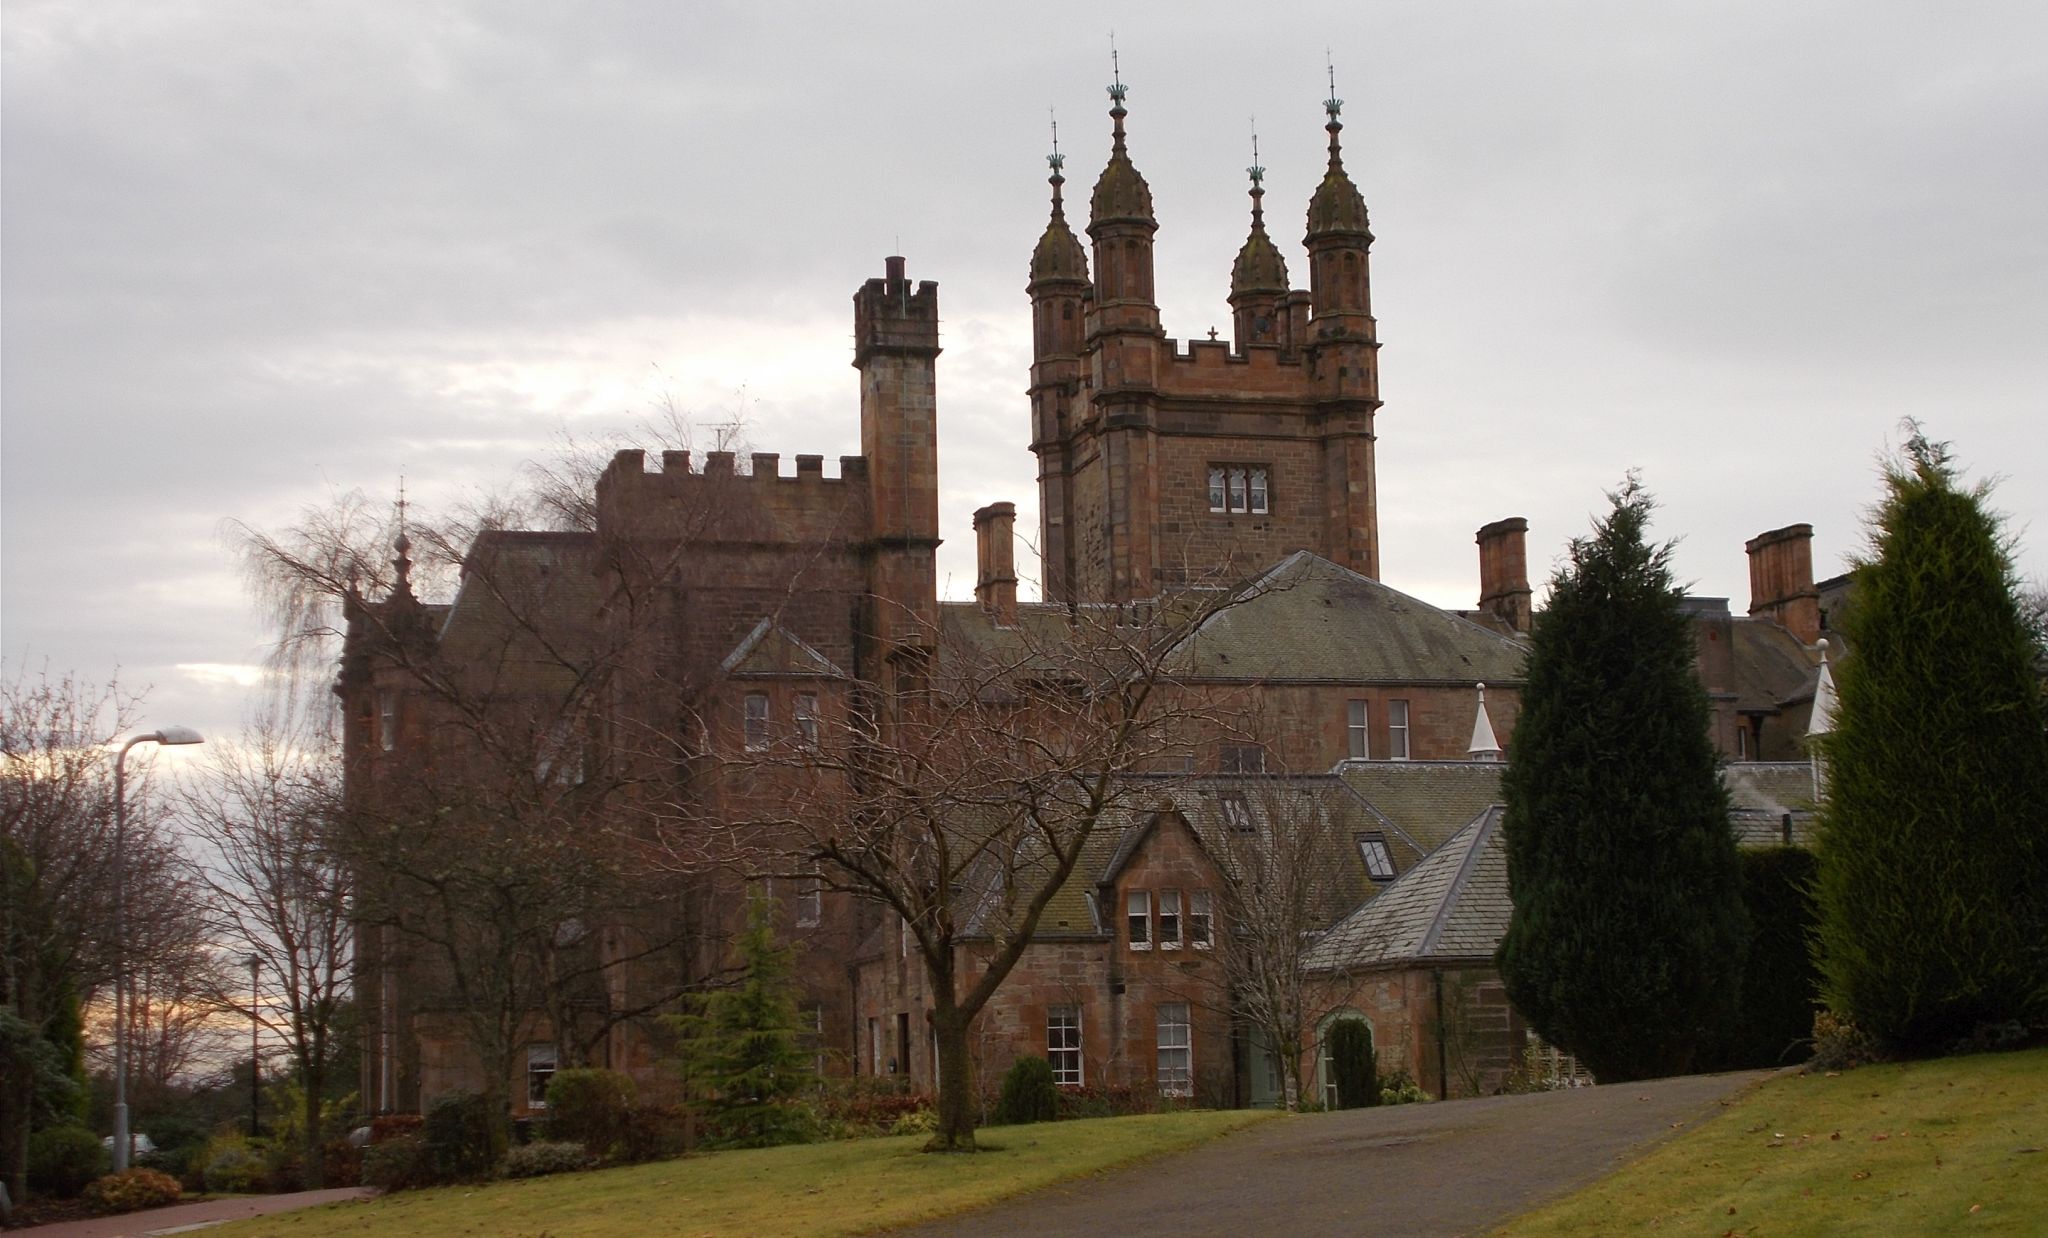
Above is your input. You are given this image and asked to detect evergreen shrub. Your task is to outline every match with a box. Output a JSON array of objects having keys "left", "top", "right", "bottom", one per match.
[
  {"left": 992, "top": 1055, "right": 1057, "bottom": 1125},
  {"left": 1496, "top": 478, "right": 1748, "bottom": 1081},
  {"left": 1813, "top": 434, "right": 2048, "bottom": 1053},
  {"left": 422, "top": 1091, "right": 495, "bottom": 1181},
  {"left": 26, "top": 1125, "right": 104, "bottom": 1198},
  {"left": 499, "top": 1140, "right": 591, "bottom": 1179},
  {"left": 360, "top": 1134, "right": 434, "bottom": 1192},
  {"left": 1713, "top": 847, "right": 1821, "bottom": 1069},
  {"left": 199, "top": 1134, "right": 268, "bottom": 1194},
  {"left": 544, "top": 1068, "right": 636, "bottom": 1158},
  {"left": 1327, "top": 1019, "right": 1378, "bottom": 1109}
]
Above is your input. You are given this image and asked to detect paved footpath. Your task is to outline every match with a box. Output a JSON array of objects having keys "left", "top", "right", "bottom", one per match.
[
  {"left": 22, "top": 1187, "right": 372, "bottom": 1237},
  {"left": 897, "top": 1070, "right": 1771, "bottom": 1238}
]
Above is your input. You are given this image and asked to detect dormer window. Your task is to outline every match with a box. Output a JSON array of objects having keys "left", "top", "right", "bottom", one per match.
[
  {"left": 1208, "top": 465, "right": 1270, "bottom": 515},
  {"left": 1357, "top": 833, "right": 1396, "bottom": 881}
]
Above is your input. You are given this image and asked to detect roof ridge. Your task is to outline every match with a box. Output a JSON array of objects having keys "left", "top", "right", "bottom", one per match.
[{"left": 1414, "top": 805, "right": 1504, "bottom": 957}]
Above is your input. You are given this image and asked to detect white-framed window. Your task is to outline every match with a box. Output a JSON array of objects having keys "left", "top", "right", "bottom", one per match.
[
  {"left": 1388, "top": 699, "right": 1411, "bottom": 761},
  {"left": 795, "top": 876, "right": 821, "bottom": 928},
  {"left": 1048, "top": 1006, "right": 1082, "bottom": 1086},
  {"left": 795, "top": 692, "right": 820, "bottom": 751},
  {"left": 377, "top": 690, "right": 398, "bottom": 752},
  {"left": 1127, "top": 889, "right": 1151, "bottom": 949},
  {"left": 1207, "top": 465, "right": 1270, "bottom": 515},
  {"left": 804, "top": 1005, "right": 826, "bottom": 1077},
  {"left": 868, "top": 1017, "right": 881, "bottom": 1075},
  {"left": 1158, "top": 890, "right": 1183, "bottom": 949},
  {"left": 1357, "top": 834, "right": 1396, "bottom": 880},
  {"left": 526, "top": 1043, "right": 558, "bottom": 1109},
  {"left": 1347, "top": 699, "right": 1369, "bottom": 759},
  {"left": 1189, "top": 891, "right": 1213, "bottom": 948},
  {"left": 1156, "top": 1004, "right": 1192, "bottom": 1097},
  {"left": 743, "top": 693, "right": 771, "bottom": 749}
]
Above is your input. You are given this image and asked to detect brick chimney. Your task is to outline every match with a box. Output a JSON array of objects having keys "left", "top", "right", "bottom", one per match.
[
  {"left": 1475, "top": 518, "right": 1532, "bottom": 635},
  {"left": 1745, "top": 523, "right": 1820, "bottom": 644},
  {"left": 973, "top": 502, "right": 1018, "bottom": 625}
]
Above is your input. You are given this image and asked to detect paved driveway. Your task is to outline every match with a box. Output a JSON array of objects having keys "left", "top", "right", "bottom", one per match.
[
  {"left": 896, "top": 1070, "right": 1769, "bottom": 1237},
  {"left": 23, "top": 1187, "right": 372, "bottom": 1237}
]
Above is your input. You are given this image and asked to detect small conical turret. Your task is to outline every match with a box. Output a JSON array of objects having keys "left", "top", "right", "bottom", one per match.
[
  {"left": 1305, "top": 94, "right": 1371, "bottom": 243},
  {"left": 1030, "top": 145, "right": 1089, "bottom": 288},
  {"left": 1089, "top": 80, "right": 1155, "bottom": 228},
  {"left": 1230, "top": 137, "right": 1290, "bottom": 348}
]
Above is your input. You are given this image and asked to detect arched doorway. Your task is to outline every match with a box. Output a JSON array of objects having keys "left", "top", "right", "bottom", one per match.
[{"left": 1315, "top": 1009, "right": 1374, "bottom": 1109}]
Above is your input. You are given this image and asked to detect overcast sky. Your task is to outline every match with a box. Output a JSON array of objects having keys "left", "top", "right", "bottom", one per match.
[{"left": 5, "top": 0, "right": 2045, "bottom": 748}]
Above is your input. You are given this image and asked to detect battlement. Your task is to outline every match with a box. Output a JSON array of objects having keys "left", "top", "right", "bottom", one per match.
[
  {"left": 1164, "top": 336, "right": 1303, "bottom": 370},
  {"left": 595, "top": 447, "right": 873, "bottom": 545},
  {"left": 853, "top": 256, "right": 941, "bottom": 366}
]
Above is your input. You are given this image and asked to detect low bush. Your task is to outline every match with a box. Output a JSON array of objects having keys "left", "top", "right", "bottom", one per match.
[
  {"left": 500, "top": 1140, "right": 592, "bottom": 1179},
  {"left": 200, "top": 1134, "right": 269, "bottom": 1195},
  {"left": 1053, "top": 1082, "right": 1155, "bottom": 1121},
  {"left": 27, "top": 1124, "right": 105, "bottom": 1198},
  {"left": 544, "top": 1068, "right": 636, "bottom": 1157},
  {"left": 993, "top": 1056, "right": 1057, "bottom": 1126},
  {"left": 82, "top": 1167, "right": 182, "bottom": 1215},
  {"left": 1377, "top": 1069, "right": 1431, "bottom": 1106},
  {"left": 887, "top": 1108, "right": 938, "bottom": 1136},
  {"left": 1808, "top": 1010, "right": 1881, "bottom": 1073},
  {"left": 361, "top": 1134, "right": 435, "bottom": 1192},
  {"left": 322, "top": 1137, "right": 365, "bottom": 1189},
  {"left": 812, "top": 1078, "right": 930, "bottom": 1134},
  {"left": 423, "top": 1091, "right": 495, "bottom": 1181},
  {"left": 369, "top": 1113, "right": 423, "bottom": 1143},
  {"left": 617, "top": 1103, "right": 692, "bottom": 1163}
]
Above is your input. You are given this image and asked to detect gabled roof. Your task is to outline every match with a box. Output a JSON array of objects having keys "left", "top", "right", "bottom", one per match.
[
  {"left": 720, "top": 617, "right": 848, "bottom": 679},
  {"left": 1177, "top": 552, "right": 1529, "bottom": 685},
  {"left": 1302, "top": 805, "right": 1509, "bottom": 973},
  {"left": 1334, "top": 760, "right": 1508, "bottom": 852}
]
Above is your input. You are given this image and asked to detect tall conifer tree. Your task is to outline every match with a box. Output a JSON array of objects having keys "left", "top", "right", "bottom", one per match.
[
  {"left": 1813, "top": 435, "right": 2048, "bottom": 1052},
  {"left": 1497, "top": 479, "right": 1747, "bottom": 1081}
]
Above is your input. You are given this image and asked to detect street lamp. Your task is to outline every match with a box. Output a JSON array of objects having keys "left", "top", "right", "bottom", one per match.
[
  {"left": 111, "top": 726, "right": 204, "bottom": 1172},
  {"left": 247, "top": 953, "right": 262, "bottom": 1138}
]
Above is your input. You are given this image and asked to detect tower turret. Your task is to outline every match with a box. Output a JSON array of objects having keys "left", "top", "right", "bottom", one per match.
[
  {"left": 1029, "top": 138, "right": 1090, "bottom": 603},
  {"left": 1087, "top": 77, "right": 1160, "bottom": 336},
  {"left": 1304, "top": 92, "right": 1375, "bottom": 328},
  {"left": 854, "top": 256, "right": 942, "bottom": 658},
  {"left": 1229, "top": 138, "right": 1290, "bottom": 350}
]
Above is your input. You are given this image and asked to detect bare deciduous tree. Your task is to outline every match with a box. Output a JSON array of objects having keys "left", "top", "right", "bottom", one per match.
[
  {"left": 710, "top": 587, "right": 1262, "bottom": 1150},
  {"left": 179, "top": 708, "right": 353, "bottom": 1185}
]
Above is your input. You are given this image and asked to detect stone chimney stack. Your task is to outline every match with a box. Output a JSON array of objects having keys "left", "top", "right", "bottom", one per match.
[
  {"left": 973, "top": 502, "right": 1019, "bottom": 626},
  {"left": 1476, "top": 518, "right": 1533, "bottom": 635},
  {"left": 1745, "top": 523, "right": 1820, "bottom": 645}
]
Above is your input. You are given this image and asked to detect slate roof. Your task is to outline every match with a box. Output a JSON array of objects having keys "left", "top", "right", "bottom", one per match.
[
  {"left": 957, "top": 774, "right": 1401, "bottom": 943},
  {"left": 1334, "top": 760, "right": 1508, "bottom": 852},
  {"left": 1723, "top": 760, "right": 1821, "bottom": 847},
  {"left": 435, "top": 531, "right": 600, "bottom": 696},
  {"left": 1178, "top": 552, "right": 1528, "bottom": 685},
  {"left": 1731, "top": 619, "right": 1821, "bottom": 714},
  {"left": 1302, "top": 805, "right": 1509, "bottom": 973}
]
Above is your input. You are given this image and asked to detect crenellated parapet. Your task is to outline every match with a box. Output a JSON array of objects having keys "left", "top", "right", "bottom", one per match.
[{"left": 596, "top": 447, "right": 873, "bottom": 548}]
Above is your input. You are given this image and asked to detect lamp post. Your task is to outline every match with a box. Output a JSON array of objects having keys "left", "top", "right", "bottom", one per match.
[
  {"left": 111, "top": 726, "right": 204, "bottom": 1172},
  {"left": 247, "top": 953, "right": 263, "bottom": 1138}
]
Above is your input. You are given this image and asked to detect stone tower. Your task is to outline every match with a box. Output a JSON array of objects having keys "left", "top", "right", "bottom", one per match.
[
  {"left": 1031, "top": 84, "right": 1385, "bottom": 604},
  {"left": 855, "top": 255, "right": 942, "bottom": 670}
]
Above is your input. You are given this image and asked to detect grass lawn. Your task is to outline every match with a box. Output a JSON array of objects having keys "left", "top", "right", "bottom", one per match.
[
  {"left": 1503, "top": 1047, "right": 2048, "bottom": 1235},
  {"left": 219, "top": 1109, "right": 1274, "bottom": 1237}
]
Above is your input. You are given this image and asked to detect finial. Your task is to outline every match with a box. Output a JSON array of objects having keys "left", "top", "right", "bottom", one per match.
[
  {"left": 1817, "top": 636, "right": 1830, "bottom": 663},
  {"left": 1207, "top": 326, "right": 1219, "bottom": 340},
  {"left": 1325, "top": 51, "right": 1344, "bottom": 124},
  {"left": 1107, "top": 34, "right": 1128, "bottom": 134},
  {"left": 392, "top": 476, "right": 414, "bottom": 594},
  {"left": 1246, "top": 126, "right": 1268, "bottom": 227}
]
